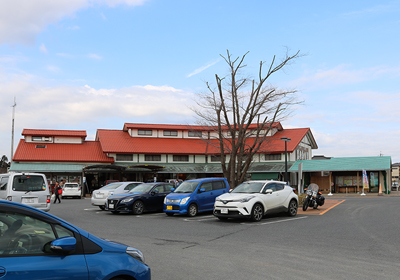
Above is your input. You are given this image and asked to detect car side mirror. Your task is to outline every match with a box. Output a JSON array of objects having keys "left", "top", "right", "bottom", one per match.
[
  {"left": 265, "top": 189, "right": 273, "bottom": 194},
  {"left": 44, "top": 237, "right": 76, "bottom": 254},
  {"left": 199, "top": 188, "right": 205, "bottom": 193},
  {"left": 229, "top": 189, "right": 233, "bottom": 193},
  {"left": 151, "top": 189, "right": 159, "bottom": 195},
  {"left": 171, "top": 188, "right": 175, "bottom": 192}
]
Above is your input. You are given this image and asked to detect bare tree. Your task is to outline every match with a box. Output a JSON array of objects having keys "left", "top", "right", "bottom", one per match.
[{"left": 192, "top": 50, "right": 303, "bottom": 188}]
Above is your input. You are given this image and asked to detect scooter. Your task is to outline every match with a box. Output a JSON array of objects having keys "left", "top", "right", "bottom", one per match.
[{"left": 303, "top": 183, "right": 325, "bottom": 211}]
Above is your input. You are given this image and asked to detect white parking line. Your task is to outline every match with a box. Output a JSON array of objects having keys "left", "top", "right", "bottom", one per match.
[
  {"left": 183, "top": 215, "right": 216, "bottom": 222},
  {"left": 240, "top": 216, "right": 308, "bottom": 225}
]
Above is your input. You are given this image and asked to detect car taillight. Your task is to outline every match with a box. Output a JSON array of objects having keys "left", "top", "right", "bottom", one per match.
[{"left": 47, "top": 195, "right": 50, "bottom": 203}]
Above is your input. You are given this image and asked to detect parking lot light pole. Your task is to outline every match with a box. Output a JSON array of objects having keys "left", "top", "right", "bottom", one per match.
[{"left": 281, "top": 137, "right": 291, "bottom": 184}]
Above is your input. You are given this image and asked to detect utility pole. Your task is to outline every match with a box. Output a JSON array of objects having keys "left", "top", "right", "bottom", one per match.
[{"left": 11, "top": 97, "right": 16, "bottom": 163}]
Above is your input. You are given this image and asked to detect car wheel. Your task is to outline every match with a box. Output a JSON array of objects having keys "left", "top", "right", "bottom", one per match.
[
  {"left": 166, "top": 212, "right": 174, "bottom": 216},
  {"left": 287, "top": 199, "right": 298, "bottom": 217},
  {"left": 132, "top": 200, "right": 144, "bottom": 215},
  {"left": 250, "top": 203, "right": 263, "bottom": 222},
  {"left": 187, "top": 204, "right": 198, "bottom": 217},
  {"left": 99, "top": 205, "right": 105, "bottom": 210},
  {"left": 302, "top": 197, "right": 309, "bottom": 211}
]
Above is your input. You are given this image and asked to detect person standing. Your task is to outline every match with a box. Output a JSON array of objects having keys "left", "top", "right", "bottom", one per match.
[{"left": 54, "top": 181, "right": 62, "bottom": 203}]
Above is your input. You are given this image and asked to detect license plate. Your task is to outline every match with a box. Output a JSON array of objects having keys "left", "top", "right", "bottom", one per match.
[
  {"left": 109, "top": 204, "right": 114, "bottom": 209},
  {"left": 24, "top": 198, "right": 34, "bottom": 203},
  {"left": 220, "top": 208, "right": 228, "bottom": 214},
  {"left": 166, "top": 205, "right": 172, "bottom": 210}
]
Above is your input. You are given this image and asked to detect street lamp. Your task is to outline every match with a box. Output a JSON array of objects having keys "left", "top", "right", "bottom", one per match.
[{"left": 281, "top": 137, "right": 291, "bottom": 184}]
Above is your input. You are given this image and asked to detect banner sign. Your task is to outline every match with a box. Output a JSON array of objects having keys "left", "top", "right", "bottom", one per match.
[{"left": 362, "top": 170, "right": 369, "bottom": 190}]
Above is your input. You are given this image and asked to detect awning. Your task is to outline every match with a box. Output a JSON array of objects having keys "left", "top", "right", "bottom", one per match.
[{"left": 9, "top": 162, "right": 87, "bottom": 173}]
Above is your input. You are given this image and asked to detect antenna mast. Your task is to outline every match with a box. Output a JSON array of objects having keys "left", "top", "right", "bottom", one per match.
[{"left": 11, "top": 97, "right": 16, "bottom": 163}]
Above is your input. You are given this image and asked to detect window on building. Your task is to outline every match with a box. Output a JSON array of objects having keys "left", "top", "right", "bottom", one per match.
[
  {"left": 145, "top": 155, "right": 161, "bottom": 161},
  {"left": 32, "top": 136, "right": 42, "bottom": 141},
  {"left": 211, "top": 155, "right": 221, "bottom": 162},
  {"left": 35, "top": 145, "right": 47, "bottom": 148},
  {"left": 173, "top": 155, "right": 189, "bottom": 162},
  {"left": 138, "top": 130, "right": 152, "bottom": 136},
  {"left": 188, "top": 131, "right": 202, "bottom": 137},
  {"left": 265, "top": 154, "right": 281, "bottom": 160},
  {"left": 116, "top": 154, "right": 133, "bottom": 161},
  {"left": 163, "top": 130, "right": 178, "bottom": 136}
]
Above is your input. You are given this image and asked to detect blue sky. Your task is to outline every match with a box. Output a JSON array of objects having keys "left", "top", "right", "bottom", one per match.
[{"left": 1, "top": 0, "right": 400, "bottom": 162}]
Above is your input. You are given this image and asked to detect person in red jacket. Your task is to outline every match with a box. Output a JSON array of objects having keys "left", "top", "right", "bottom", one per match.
[{"left": 54, "top": 181, "right": 62, "bottom": 203}]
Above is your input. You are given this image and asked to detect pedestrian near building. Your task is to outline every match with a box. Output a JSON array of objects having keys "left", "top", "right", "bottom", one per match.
[{"left": 54, "top": 181, "right": 62, "bottom": 203}]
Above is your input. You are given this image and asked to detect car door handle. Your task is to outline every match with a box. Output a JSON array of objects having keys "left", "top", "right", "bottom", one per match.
[{"left": 0, "top": 267, "right": 6, "bottom": 277}]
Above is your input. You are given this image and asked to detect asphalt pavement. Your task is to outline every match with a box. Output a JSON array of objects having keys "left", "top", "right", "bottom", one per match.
[{"left": 50, "top": 196, "right": 400, "bottom": 280}]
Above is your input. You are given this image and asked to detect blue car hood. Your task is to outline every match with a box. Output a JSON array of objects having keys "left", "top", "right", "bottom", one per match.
[{"left": 166, "top": 192, "right": 192, "bottom": 199}]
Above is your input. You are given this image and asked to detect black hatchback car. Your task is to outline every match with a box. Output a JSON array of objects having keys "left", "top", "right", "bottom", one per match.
[{"left": 107, "top": 182, "right": 174, "bottom": 214}]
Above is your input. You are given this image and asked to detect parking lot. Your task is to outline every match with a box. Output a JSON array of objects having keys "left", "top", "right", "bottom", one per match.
[{"left": 50, "top": 196, "right": 400, "bottom": 280}]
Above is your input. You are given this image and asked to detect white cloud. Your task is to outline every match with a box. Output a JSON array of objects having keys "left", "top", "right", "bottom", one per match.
[
  {"left": 0, "top": 70, "right": 196, "bottom": 160},
  {"left": 46, "top": 65, "right": 61, "bottom": 73},
  {"left": 139, "top": 85, "right": 183, "bottom": 92},
  {"left": 39, "top": 44, "right": 48, "bottom": 54},
  {"left": 67, "top": 26, "right": 80, "bottom": 30},
  {"left": 87, "top": 53, "right": 103, "bottom": 60},
  {"left": 291, "top": 64, "right": 400, "bottom": 89},
  {"left": 56, "top": 53, "right": 74, "bottom": 58},
  {"left": 0, "top": 0, "right": 150, "bottom": 45},
  {"left": 187, "top": 59, "right": 220, "bottom": 78}
]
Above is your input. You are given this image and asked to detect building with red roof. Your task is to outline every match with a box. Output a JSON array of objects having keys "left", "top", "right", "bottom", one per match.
[{"left": 10, "top": 122, "right": 318, "bottom": 194}]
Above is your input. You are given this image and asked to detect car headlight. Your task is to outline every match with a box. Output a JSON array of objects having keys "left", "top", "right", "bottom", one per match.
[
  {"left": 126, "top": 247, "right": 145, "bottom": 264},
  {"left": 107, "top": 192, "right": 114, "bottom": 197},
  {"left": 238, "top": 196, "right": 255, "bottom": 203},
  {"left": 216, "top": 197, "right": 222, "bottom": 201},
  {"left": 180, "top": 197, "right": 190, "bottom": 205},
  {"left": 121, "top": 197, "right": 134, "bottom": 203}
]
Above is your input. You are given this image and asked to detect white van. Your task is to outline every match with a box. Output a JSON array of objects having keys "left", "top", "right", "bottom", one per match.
[{"left": 0, "top": 173, "right": 51, "bottom": 212}]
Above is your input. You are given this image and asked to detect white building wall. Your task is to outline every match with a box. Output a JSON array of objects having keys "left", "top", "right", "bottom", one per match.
[
  {"left": 54, "top": 137, "right": 82, "bottom": 144},
  {"left": 195, "top": 155, "right": 206, "bottom": 163}
]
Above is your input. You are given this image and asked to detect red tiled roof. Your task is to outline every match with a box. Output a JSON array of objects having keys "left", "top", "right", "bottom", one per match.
[
  {"left": 22, "top": 129, "right": 87, "bottom": 138},
  {"left": 123, "top": 123, "right": 210, "bottom": 132},
  {"left": 97, "top": 130, "right": 208, "bottom": 154},
  {"left": 13, "top": 140, "right": 113, "bottom": 163},
  {"left": 97, "top": 128, "right": 314, "bottom": 155},
  {"left": 209, "top": 128, "right": 316, "bottom": 154},
  {"left": 123, "top": 122, "right": 283, "bottom": 132}
]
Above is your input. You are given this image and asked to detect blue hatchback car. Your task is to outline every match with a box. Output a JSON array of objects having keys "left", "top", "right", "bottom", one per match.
[
  {"left": 0, "top": 200, "right": 151, "bottom": 280},
  {"left": 163, "top": 177, "right": 230, "bottom": 217}
]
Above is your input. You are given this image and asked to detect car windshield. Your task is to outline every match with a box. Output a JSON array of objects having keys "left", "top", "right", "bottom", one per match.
[
  {"left": 12, "top": 175, "right": 46, "bottom": 192},
  {"left": 100, "top": 183, "right": 123, "bottom": 190},
  {"left": 129, "top": 184, "right": 154, "bottom": 193},
  {"left": 173, "top": 181, "right": 199, "bottom": 193},
  {"left": 232, "top": 182, "right": 264, "bottom": 193}
]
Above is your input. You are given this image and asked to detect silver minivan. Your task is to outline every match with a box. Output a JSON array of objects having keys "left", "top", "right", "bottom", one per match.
[{"left": 0, "top": 172, "right": 51, "bottom": 212}]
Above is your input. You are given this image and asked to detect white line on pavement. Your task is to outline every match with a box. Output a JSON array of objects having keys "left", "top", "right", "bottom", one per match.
[{"left": 240, "top": 216, "right": 308, "bottom": 225}]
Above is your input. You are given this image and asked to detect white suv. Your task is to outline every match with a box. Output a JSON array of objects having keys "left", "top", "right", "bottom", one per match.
[{"left": 213, "top": 180, "right": 298, "bottom": 221}]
